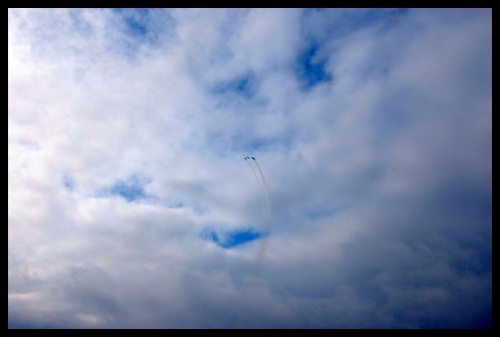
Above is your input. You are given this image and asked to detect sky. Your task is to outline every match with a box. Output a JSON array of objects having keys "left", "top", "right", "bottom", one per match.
[{"left": 8, "top": 8, "right": 492, "bottom": 329}]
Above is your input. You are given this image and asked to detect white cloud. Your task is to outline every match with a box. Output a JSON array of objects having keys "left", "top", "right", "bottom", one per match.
[{"left": 9, "top": 8, "right": 491, "bottom": 328}]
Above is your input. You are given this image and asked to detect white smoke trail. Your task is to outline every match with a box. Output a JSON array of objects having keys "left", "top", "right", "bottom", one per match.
[
  {"left": 252, "top": 158, "right": 270, "bottom": 216},
  {"left": 251, "top": 158, "right": 271, "bottom": 277},
  {"left": 247, "top": 158, "right": 268, "bottom": 219},
  {"left": 245, "top": 159, "right": 262, "bottom": 188},
  {"left": 212, "top": 157, "right": 270, "bottom": 328},
  {"left": 251, "top": 158, "right": 269, "bottom": 192}
]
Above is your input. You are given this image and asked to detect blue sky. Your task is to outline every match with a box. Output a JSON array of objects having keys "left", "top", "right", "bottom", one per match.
[{"left": 8, "top": 8, "right": 491, "bottom": 328}]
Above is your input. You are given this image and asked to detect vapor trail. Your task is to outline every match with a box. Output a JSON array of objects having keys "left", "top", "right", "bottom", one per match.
[
  {"left": 249, "top": 157, "right": 271, "bottom": 288},
  {"left": 245, "top": 159, "right": 262, "bottom": 188},
  {"left": 252, "top": 158, "right": 270, "bottom": 215},
  {"left": 251, "top": 158, "right": 269, "bottom": 193},
  {"left": 212, "top": 157, "right": 271, "bottom": 328},
  {"left": 247, "top": 158, "right": 268, "bottom": 217}
]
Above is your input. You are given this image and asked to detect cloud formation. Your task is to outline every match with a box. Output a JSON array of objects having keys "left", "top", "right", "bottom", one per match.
[{"left": 9, "top": 8, "right": 491, "bottom": 328}]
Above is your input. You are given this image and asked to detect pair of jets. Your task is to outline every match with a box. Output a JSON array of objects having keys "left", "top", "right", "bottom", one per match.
[{"left": 244, "top": 156, "right": 256, "bottom": 160}]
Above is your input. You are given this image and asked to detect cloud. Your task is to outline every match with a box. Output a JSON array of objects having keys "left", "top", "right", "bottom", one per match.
[{"left": 9, "top": 8, "right": 491, "bottom": 328}]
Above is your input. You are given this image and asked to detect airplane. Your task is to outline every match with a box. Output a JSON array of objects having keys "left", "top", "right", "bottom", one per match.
[
  {"left": 244, "top": 156, "right": 249, "bottom": 160},
  {"left": 251, "top": 157, "right": 255, "bottom": 160}
]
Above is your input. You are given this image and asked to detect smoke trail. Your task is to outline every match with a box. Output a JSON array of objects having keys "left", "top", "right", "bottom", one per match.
[
  {"left": 212, "top": 157, "right": 270, "bottom": 328},
  {"left": 247, "top": 158, "right": 268, "bottom": 219},
  {"left": 245, "top": 158, "right": 271, "bottom": 301},
  {"left": 252, "top": 159, "right": 270, "bottom": 282},
  {"left": 252, "top": 158, "right": 270, "bottom": 215},
  {"left": 245, "top": 159, "right": 262, "bottom": 188},
  {"left": 252, "top": 158, "right": 269, "bottom": 193}
]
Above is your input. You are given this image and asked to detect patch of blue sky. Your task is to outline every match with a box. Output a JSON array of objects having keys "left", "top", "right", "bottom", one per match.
[
  {"left": 109, "top": 182, "right": 147, "bottom": 202},
  {"left": 295, "top": 43, "right": 332, "bottom": 90},
  {"left": 200, "top": 227, "right": 219, "bottom": 243},
  {"left": 210, "top": 74, "right": 255, "bottom": 99},
  {"left": 200, "top": 227, "right": 265, "bottom": 249},
  {"left": 108, "top": 9, "right": 167, "bottom": 60},
  {"left": 63, "top": 175, "right": 75, "bottom": 191},
  {"left": 296, "top": 9, "right": 410, "bottom": 90},
  {"left": 97, "top": 174, "right": 157, "bottom": 203},
  {"left": 113, "top": 8, "right": 151, "bottom": 39}
]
